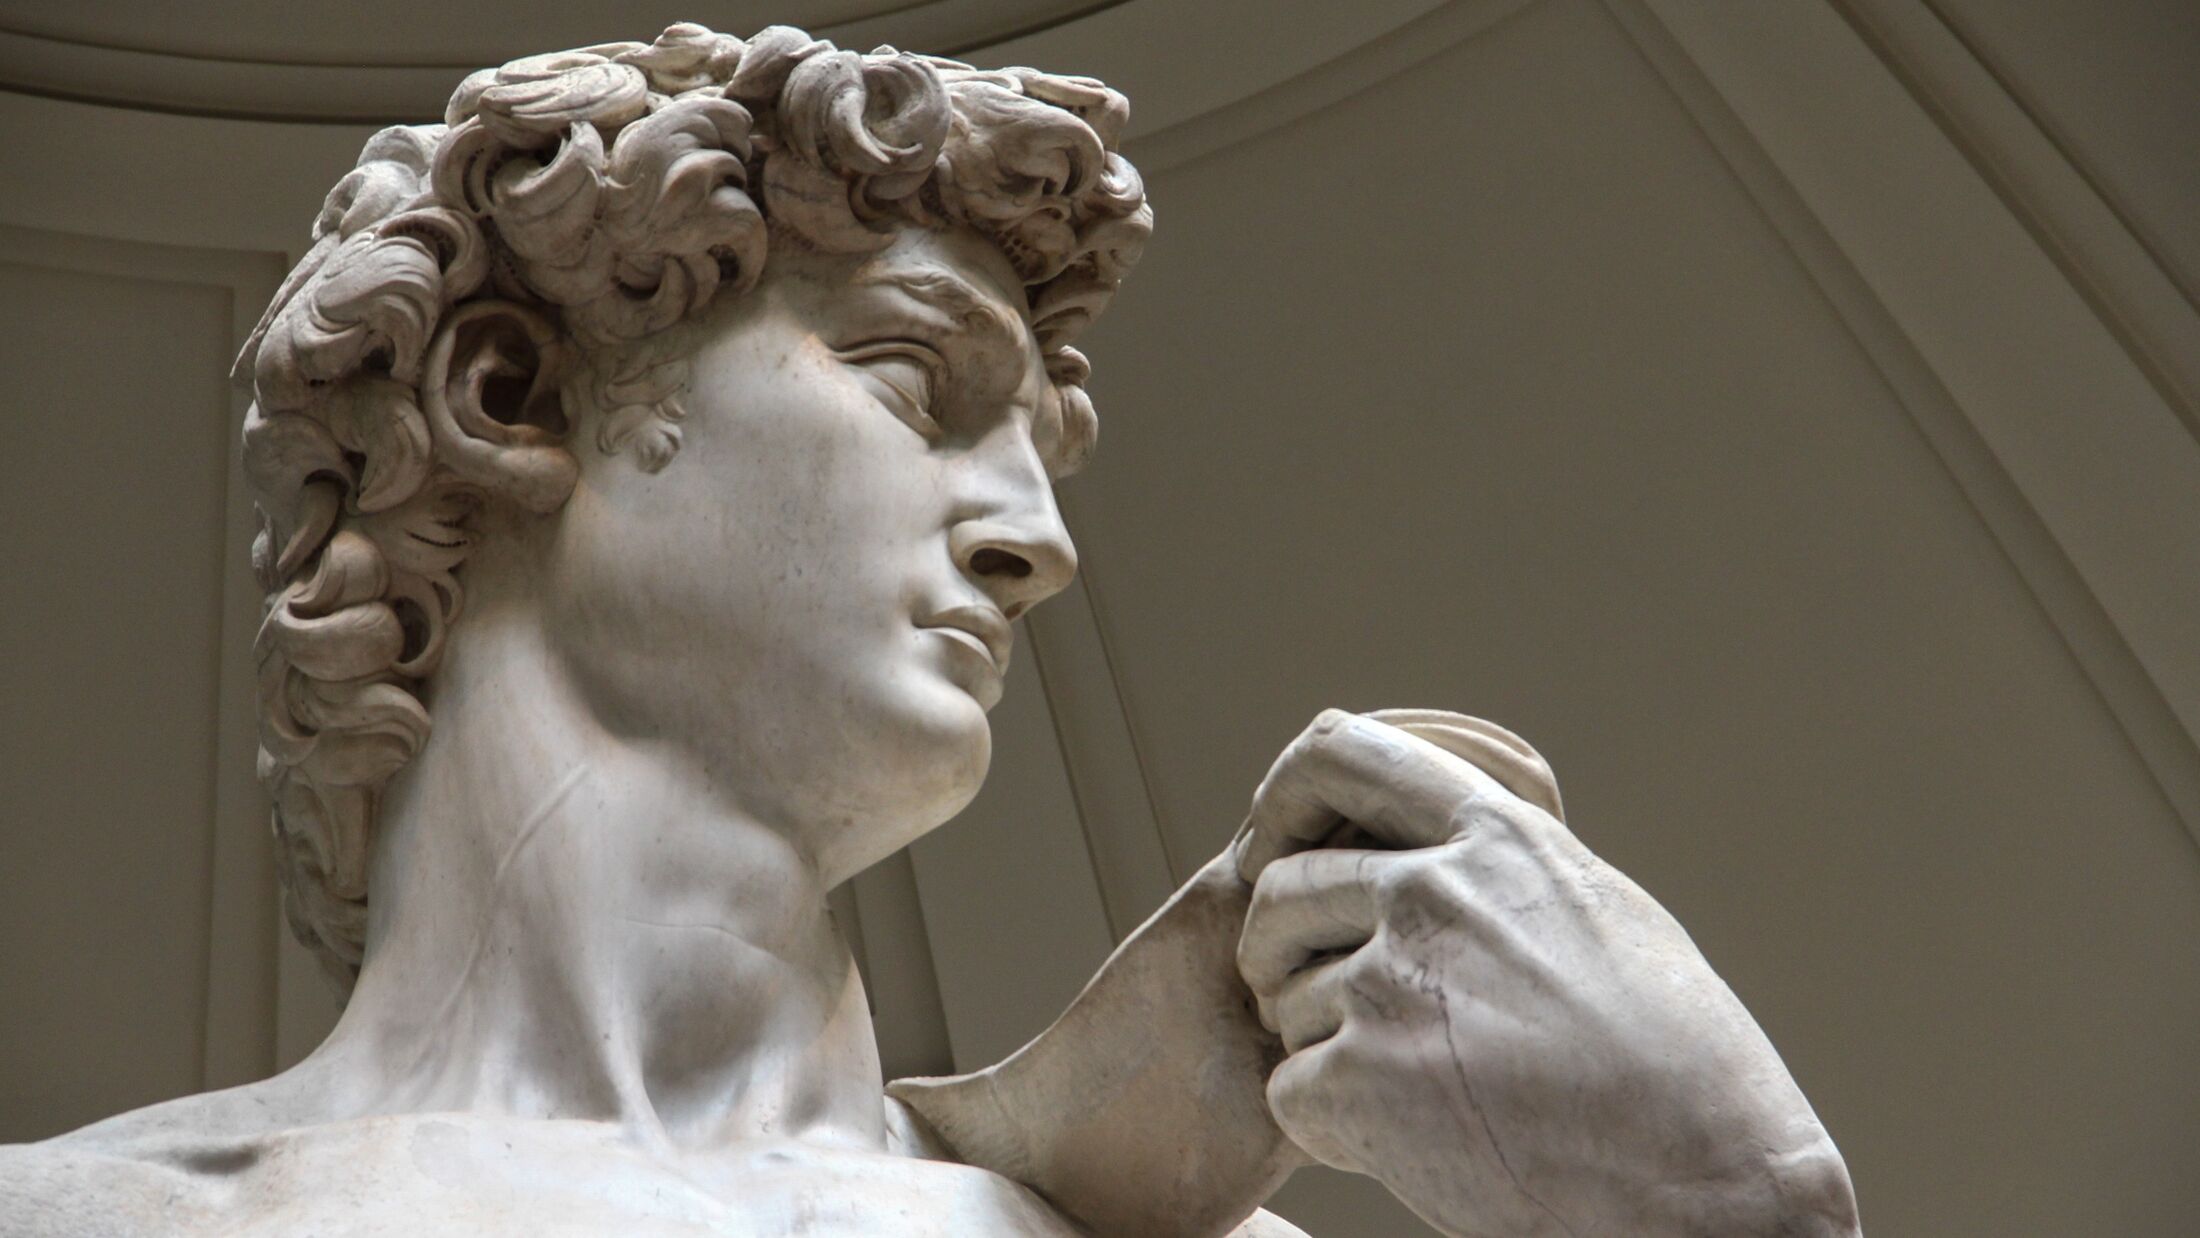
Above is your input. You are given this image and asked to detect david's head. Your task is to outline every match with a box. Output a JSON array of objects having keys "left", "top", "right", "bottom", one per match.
[{"left": 237, "top": 22, "right": 1149, "bottom": 986}]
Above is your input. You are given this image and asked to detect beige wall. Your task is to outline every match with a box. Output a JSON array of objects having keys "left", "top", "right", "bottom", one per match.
[{"left": 2, "top": 2, "right": 2195, "bottom": 1233}]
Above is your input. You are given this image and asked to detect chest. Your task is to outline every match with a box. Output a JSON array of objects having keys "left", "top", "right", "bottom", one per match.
[{"left": 207, "top": 1117, "right": 1083, "bottom": 1238}]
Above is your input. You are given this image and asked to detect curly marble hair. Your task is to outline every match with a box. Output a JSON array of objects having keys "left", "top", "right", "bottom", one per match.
[{"left": 235, "top": 22, "right": 1152, "bottom": 986}]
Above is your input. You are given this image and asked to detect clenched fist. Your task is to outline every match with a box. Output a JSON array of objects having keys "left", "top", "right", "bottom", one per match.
[{"left": 1234, "top": 709, "right": 1861, "bottom": 1237}]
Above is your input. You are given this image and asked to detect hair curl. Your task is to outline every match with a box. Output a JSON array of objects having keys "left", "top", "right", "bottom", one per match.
[{"left": 234, "top": 22, "right": 1151, "bottom": 988}]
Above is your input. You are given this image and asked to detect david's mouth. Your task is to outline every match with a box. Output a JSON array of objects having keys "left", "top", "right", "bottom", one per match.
[{"left": 918, "top": 604, "right": 1013, "bottom": 674}]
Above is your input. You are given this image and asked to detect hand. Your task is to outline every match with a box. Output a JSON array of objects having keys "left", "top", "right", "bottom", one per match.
[{"left": 1234, "top": 709, "right": 1861, "bottom": 1237}]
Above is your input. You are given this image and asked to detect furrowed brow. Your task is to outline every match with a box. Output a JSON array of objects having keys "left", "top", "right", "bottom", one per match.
[
  {"left": 854, "top": 263, "right": 1068, "bottom": 472},
  {"left": 854, "top": 267, "right": 1025, "bottom": 348}
]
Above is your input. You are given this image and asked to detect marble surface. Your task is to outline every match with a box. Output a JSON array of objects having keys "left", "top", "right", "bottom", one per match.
[{"left": 0, "top": 21, "right": 1857, "bottom": 1237}]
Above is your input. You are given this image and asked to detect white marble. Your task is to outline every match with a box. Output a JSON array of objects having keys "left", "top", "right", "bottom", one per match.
[{"left": 0, "top": 21, "right": 1857, "bottom": 1238}]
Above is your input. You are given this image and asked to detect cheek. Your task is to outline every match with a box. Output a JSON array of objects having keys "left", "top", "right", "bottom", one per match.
[
  {"left": 689, "top": 411, "right": 936, "bottom": 641},
  {"left": 550, "top": 363, "right": 953, "bottom": 698},
  {"left": 537, "top": 479, "right": 742, "bottom": 736}
]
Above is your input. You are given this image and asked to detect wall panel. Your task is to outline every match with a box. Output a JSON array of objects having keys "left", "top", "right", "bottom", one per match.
[{"left": 0, "top": 233, "right": 278, "bottom": 1137}]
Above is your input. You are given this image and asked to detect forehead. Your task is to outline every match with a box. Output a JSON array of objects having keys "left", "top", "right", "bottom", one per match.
[{"left": 770, "top": 225, "right": 1036, "bottom": 345}]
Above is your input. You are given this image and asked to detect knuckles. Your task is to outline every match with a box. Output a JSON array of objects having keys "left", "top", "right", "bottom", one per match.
[
  {"left": 1369, "top": 849, "right": 1443, "bottom": 906},
  {"left": 1262, "top": 1023, "right": 1400, "bottom": 1177},
  {"left": 1449, "top": 780, "right": 1577, "bottom": 858},
  {"left": 1369, "top": 844, "right": 1479, "bottom": 921},
  {"left": 1309, "top": 706, "right": 1356, "bottom": 737},
  {"left": 1325, "top": 940, "right": 1415, "bottom": 1020},
  {"left": 1279, "top": 708, "right": 1377, "bottom": 773},
  {"left": 1264, "top": 1046, "right": 1354, "bottom": 1149}
]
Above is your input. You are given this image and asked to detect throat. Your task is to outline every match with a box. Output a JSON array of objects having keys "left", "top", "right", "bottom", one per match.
[
  {"left": 613, "top": 875, "right": 885, "bottom": 1149},
  {"left": 296, "top": 686, "right": 889, "bottom": 1154}
]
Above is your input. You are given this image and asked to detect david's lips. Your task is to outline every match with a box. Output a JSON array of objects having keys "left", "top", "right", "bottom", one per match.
[{"left": 918, "top": 604, "right": 1012, "bottom": 674}]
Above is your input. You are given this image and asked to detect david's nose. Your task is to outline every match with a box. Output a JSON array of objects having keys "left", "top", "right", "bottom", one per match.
[{"left": 950, "top": 495, "right": 1078, "bottom": 620}]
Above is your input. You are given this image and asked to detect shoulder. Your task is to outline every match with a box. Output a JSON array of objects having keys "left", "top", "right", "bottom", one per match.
[
  {"left": 0, "top": 1085, "right": 298, "bottom": 1238},
  {"left": 1228, "top": 1209, "right": 1315, "bottom": 1237},
  {"left": 0, "top": 1136, "right": 214, "bottom": 1238}
]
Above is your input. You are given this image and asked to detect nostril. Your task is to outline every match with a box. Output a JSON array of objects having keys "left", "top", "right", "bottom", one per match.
[{"left": 970, "top": 546, "right": 1034, "bottom": 579}]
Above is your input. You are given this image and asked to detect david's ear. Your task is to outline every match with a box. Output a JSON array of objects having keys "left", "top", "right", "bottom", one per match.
[{"left": 421, "top": 299, "right": 579, "bottom": 513}]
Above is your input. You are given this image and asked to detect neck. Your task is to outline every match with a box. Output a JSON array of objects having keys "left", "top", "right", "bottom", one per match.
[{"left": 293, "top": 594, "right": 885, "bottom": 1154}]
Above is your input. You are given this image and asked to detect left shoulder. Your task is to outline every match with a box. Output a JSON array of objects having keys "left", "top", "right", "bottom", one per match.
[
  {"left": 0, "top": 1133, "right": 224, "bottom": 1238},
  {"left": 1229, "top": 1208, "right": 1313, "bottom": 1237},
  {"left": 887, "top": 1095, "right": 1313, "bottom": 1236}
]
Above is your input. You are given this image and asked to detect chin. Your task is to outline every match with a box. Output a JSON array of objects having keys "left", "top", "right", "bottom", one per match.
[
  {"left": 817, "top": 678, "right": 994, "bottom": 882},
  {"left": 899, "top": 678, "right": 996, "bottom": 823}
]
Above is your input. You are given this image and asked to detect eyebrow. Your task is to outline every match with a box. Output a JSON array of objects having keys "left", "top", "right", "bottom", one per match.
[
  {"left": 850, "top": 264, "right": 1067, "bottom": 472},
  {"left": 852, "top": 266, "right": 1026, "bottom": 350}
]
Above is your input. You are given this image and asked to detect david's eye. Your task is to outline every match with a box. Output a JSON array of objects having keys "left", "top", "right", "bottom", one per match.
[{"left": 841, "top": 344, "right": 945, "bottom": 439}]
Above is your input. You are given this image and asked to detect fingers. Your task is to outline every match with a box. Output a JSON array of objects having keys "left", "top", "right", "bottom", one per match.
[
  {"left": 1271, "top": 956, "right": 1355, "bottom": 1053},
  {"left": 1263, "top": 1039, "right": 1360, "bottom": 1175},
  {"left": 1237, "top": 709, "right": 1507, "bottom": 883},
  {"left": 1366, "top": 708, "right": 1564, "bottom": 823},
  {"left": 1237, "top": 847, "right": 1387, "bottom": 1012}
]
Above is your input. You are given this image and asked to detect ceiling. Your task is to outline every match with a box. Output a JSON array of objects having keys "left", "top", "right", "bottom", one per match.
[
  {"left": 0, "top": 0, "right": 1110, "bottom": 63},
  {"left": 0, "top": 0, "right": 1116, "bottom": 119}
]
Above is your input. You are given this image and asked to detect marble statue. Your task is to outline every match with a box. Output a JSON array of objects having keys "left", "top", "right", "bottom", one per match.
[{"left": 0, "top": 22, "right": 1862, "bottom": 1237}]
